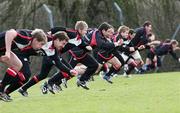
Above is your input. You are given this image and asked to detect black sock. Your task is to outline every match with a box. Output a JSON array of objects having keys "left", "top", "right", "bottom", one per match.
[
  {"left": 0, "top": 68, "right": 19, "bottom": 92},
  {"left": 126, "top": 64, "right": 135, "bottom": 75},
  {"left": 5, "top": 82, "right": 23, "bottom": 95},
  {"left": 105, "top": 66, "right": 120, "bottom": 77},
  {"left": 22, "top": 76, "right": 39, "bottom": 91},
  {"left": 0, "top": 75, "right": 12, "bottom": 92},
  {"left": 80, "top": 67, "right": 97, "bottom": 81},
  {"left": 48, "top": 72, "right": 64, "bottom": 85}
]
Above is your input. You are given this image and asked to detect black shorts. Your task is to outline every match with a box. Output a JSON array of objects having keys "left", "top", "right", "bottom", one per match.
[
  {"left": 93, "top": 52, "right": 113, "bottom": 64},
  {"left": 147, "top": 50, "right": 155, "bottom": 60},
  {"left": 0, "top": 51, "right": 5, "bottom": 57}
]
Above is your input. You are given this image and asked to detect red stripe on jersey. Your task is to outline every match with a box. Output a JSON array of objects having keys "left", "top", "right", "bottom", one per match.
[
  {"left": 20, "top": 45, "right": 32, "bottom": 52},
  {"left": 136, "top": 41, "right": 143, "bottom": 48},
  {"left": 66, "top": 29, "right": 77, "bottom": 33},
  {"left": 97, "top": 52, "right": 113, "bottom": 61},
  {"left": 90, "top": 30, "right": 97, "bottom": 47},
  {"left": 61, "top": 71, "right": 70, "bottom": 79},
  {"left": 69, "top": 50, "right": 87, "bottom": 60},
  {"left": 77, "top": 34, "right": 81, "bottom": 40},
  {"left": 17, "top": 33, "right": 32, "bottom": 40}
]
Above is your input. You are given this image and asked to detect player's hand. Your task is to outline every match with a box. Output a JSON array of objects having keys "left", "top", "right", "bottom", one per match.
[
  {"left": 117, "top": 39, "right": 123, "bottom": 45},
  {"left": 114, "top": 42, "right": 119, "bottom": 47},
  {"left": 150, "top": 45, "right": 155, "bottom": 48},
  {"left": 0, "top": 51, "right": 11, "bottom": 61},
  {"left": 114, "top": 39, "right": 123, "bottom": 47},
  {"left": 86, "top": 46, "right": 92, "bottom": 51},
  {"left": 138, "top": 45, "right": 145, "bottom": 50},
  {"left": 70, "top": 69, "right": 78, "bottom": 76},
  {"left": 178, "top": 58, "right": 180, "bottom": 63},
  {"left": 129, "top": 47, "right": 135, "bottom": 52}
]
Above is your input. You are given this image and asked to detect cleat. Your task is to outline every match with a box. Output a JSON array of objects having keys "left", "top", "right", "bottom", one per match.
[
  {"left": 76, "top": 78, "right": 80, "bottom": 87},
  {"left": 76, "top": 80, "right": 89, "bottom": 90},
  {"left": 99, "top": 71, "right": 107, "bottom": 78},
  {"left": 0, "top": 92, "right": 12, "bottom": 102},
  {"left": 6, "top": 94, "right": 13, "bottom": 101},
  {"left": 61, "top": 78, "right": 68, "bottom": 88},
  {"left": 77, "top": 75, "right": 81, "bottom": 80},
  {"left": 47, "top": 83, "right": 55, "bottom": 94},
  {"left": 103, "top": 75, "right": 113, "bottom": 84},
  {"left": 18, "top": 88, "right": 28, "bottom": 97},
  {"left": 41, "top": 82, "right": 48, "bottom": 94},
  {"left": 53, "top": 84, "right": 62, "bottom": 93}
]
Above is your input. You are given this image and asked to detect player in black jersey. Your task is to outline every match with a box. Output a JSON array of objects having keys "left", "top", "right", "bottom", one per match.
[
  {"left": 139, "top": 39, "right": 180, "bottom": 73},
  {"left": 86, "top": 22, "right": 122, "bottom": 84},
  {"left": 43, "top": 21, "right": 99, "bottom": 90},
  {"left": 0, "top": 29, "right": 47, "bottom": 102},
  {"left": 18, "top": 31, "right": 78, "bottom": 97}
]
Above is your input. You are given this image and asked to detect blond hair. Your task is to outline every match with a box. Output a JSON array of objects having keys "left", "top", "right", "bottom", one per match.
[
  {"left": 75, "top": 21, "right": 88, "bottom": 30},
  {"left": 31, "top": 29, "right": 47, "bottom": 43},
  {"left": 171, "top": 39, "right": 179, "bottom": 45},
  {"left": 117, "top": 25, "right": 129, "bottom": 33}
]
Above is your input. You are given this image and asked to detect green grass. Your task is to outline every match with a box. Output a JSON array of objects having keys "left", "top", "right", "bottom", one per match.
[{"left": 1, "top": 72, "right": 180, "bottom": 113}]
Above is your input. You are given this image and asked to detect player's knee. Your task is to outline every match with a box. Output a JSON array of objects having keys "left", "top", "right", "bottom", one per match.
[{"left": 113, "top": 63, "right": 121, "bottom": 70}]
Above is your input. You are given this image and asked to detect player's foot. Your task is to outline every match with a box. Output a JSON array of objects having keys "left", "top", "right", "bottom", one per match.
[
  {"left": 103, "top": 75, "right": 113, "bottom": 84},
  {"left": 99, "top": 71, "right": 108, "bottom": 78},
  {"left": 41, "top": 82, "right": 48, "bottom": 94},
  {"left": 61, "top": 78, "right": 68, "bottom": 88},
  {"left": 53, "top": 84, "right": 62, "bottom": 93},
  {"left": 47, "top": 82, "right": 55, "bottom": 94},
  {"left": 6, "top": 94, "right": 13, "bottom": 101},
  {"left": 0, "top": 92, "right": 12, "bottom": 102},
  {"left": 77, "top": 80, "right": 89, "bottom": 90},
  {"left": 18, "top": 88, "right": 28, "bottom": 97}
]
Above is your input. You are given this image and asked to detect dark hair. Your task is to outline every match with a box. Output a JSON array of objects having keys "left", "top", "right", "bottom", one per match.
[
  {"left": 53, "top": 31, "right": 69, "bottom": 41},
  {"left": 143, "top": 21, "right": 152, "bottom": 27},
  {"left": 164, "top": 39, "right": 171, "bottom": 43},
  {"left": 128, "top": 29, "right": 135, "bottom": 35},
  {"left": 98, "top": 22, "right": 113, "bottom": 31}
]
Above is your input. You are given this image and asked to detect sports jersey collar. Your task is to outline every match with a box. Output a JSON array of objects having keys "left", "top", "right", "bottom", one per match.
[
  {"left": 76, "top": 31, "right": 82, "bottom": 40},
  {"left": 50, "top": 41, "right": 55, "bottom": 50}
]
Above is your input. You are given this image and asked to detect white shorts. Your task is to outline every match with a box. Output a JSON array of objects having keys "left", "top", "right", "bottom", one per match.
[
  {"left": 131, "top": 50, "right": 142, "bottom": 60},
  {"left": 121, "top": 53, "right": 129, "bottom": 62}
]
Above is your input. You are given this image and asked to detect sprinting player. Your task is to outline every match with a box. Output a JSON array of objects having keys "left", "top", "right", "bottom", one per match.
[
  {"left": 86, "top": 22, "right": 122, "bottom": 84},
  {"left": 18, "top": 31, "right": 78, "bottom": 97},
  {"left": 128, "top": 21, "right": 152, "bottom": 65},
  {"left": 111, "top": 26, "right": 140, "bottom": 77},
  {"left": 118, "top": 21, "right": 153, "bottom": 75},
  {"left": 43, "top": 21, "right": 99, "bottom": 90},
  {"left": 0, "top": 29, "right": 47, "bottom": 101},
  {"left": 139, "top": 39, "right": 180, "bottom": 73}
]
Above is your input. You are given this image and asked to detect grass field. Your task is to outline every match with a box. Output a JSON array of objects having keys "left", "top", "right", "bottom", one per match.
[{"left": 0, "top": 72, "right": 180, "bottom": 113}]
